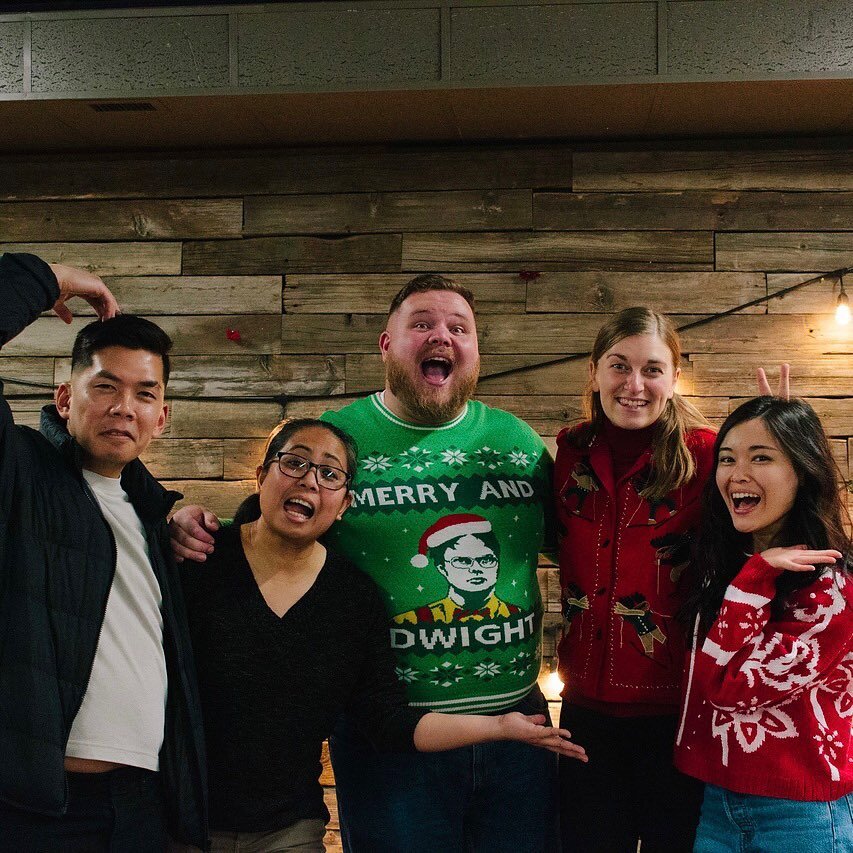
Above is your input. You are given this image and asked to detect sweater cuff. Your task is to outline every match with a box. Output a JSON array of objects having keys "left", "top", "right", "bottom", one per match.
[{"left": 726, "top": 554, "right": 783, "bottom": 606}]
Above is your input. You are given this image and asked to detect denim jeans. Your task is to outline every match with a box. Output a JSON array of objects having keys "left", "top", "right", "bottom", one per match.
[
  {"left": 0, "top": 767, "right": 167, "bottom": 853},
  {"left": 329, "top": 685, "right": 558, "bottom": 853},
  {"left": 694, "top": 784, "right": 853, "bottom": 853}
]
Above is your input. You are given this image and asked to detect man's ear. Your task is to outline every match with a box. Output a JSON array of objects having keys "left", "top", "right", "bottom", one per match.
[
  {"left": 153, "top": 404, "right": 168, "bottom": 438},
  {"left": 379, "top": 330, "right": 390, "bottom": 361},
  {"left": 55, "top": 383, "right": 72, "bottom": 421}
]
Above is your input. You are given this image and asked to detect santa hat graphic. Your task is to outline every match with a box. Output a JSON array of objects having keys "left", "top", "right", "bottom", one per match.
[{"left": 410, "top": 514, "right": 492, "bottom": 568}]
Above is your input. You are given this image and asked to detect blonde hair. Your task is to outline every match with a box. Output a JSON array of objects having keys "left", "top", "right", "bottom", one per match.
[{"left": 584, "top": 307, "right": 710, "bottom": 501}]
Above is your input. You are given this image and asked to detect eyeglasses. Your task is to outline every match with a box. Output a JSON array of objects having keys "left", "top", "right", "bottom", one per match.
[
  {"left": 274, "top": 452, "right": 351, "bottom": 491},
  {"left": 446, "top": 555, "right": 499, "bottom": 570}
]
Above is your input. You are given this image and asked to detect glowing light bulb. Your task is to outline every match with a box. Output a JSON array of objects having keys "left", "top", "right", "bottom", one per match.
[
  {"left": 836, "top": 291, "right": 851, "bottom": 326},
  {"left": 543, "top": 670, "right": 564, "bottom": 701}
]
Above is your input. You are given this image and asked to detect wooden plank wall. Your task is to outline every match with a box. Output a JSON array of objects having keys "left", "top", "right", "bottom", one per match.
[{"left": 2, "top": 140, "right": 852, "bottom": 848}]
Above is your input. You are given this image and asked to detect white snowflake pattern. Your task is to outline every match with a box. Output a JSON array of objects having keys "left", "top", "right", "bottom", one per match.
[
  {"left": 813, "top": 726, "right": 844, "bottom": 764},
  {"left": 395, "top": 666, "right": 420, "bottom": 684},
  {"left": 473, "top": 660, "right": 503, "bottom": 680},
  {"left": 508, "top": 448, "right": 531, "bottom": 469},
  {"left": 398, "top": 446, "right": 434, "bottom": 473},
  {"left": 440, "top": 447, "right": 468, "bottom": 466},
  {"left": 474, "top": 447, "right": 504, "bottom": 470},
  {"left": 428, "top": 661, "right": 465, "bottom": 687},
  {"left": 508, "top": 651, "right": 532, "bottom": 676},
  {"left": 362, "top": 454, "right": 393, "bottom": 473}
]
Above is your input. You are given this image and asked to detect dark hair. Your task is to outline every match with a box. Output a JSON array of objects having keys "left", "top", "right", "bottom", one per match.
[
  {"left": 684, "top": 396, "right": 852, "bottom": 637},
  {"left": 71, "top": 314, "right": 172, "bottom": 385},
  {"left": 387, "top": 274, "right": 475, "bottom": 318},
  {"left": 232, "top": 418, "right": 358, "bottom": 526},
  {"left": 576, "top": 307, "right": 709, "bottom": 501},
  {"left": 431, "top": 530, "right": 501, "bottom": 568}
]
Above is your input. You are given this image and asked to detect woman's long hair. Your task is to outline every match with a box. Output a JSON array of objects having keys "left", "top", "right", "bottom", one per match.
[
  {"left": 684, "top": 396, "right": 852, "bottom": 637},
  {"left": 575, "top": 307, "right": 710, "bottom": 501},
  {"left": 232, "top": 418, "right": 358, "bottom": 526}
]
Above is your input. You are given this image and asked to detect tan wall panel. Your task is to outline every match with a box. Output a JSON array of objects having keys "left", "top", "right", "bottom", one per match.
[
  {"left": 716, "top": 232, "right": 853, "bottom": 272},
  {"left": 245, "top": 190, "right": 532, "bottom": 234},
  {"left": 1, "top": 241, "right": 181, "bottom": 275},
  {"left": 167, "top": 479, "right": 256, "bottom": 518},
  {"left": 140, "top": 439, "right": 224, "bottom": 480},
  {"left": 223, "top": 438, "right": 268, "bottom": 481},
  {"left": 168, "top": 401, "right": 283, "bottom": 439},
  {"left": 766, "top": 273, "right": 844, "bottom": 314},
  {"left": 728, "top": 397, "right": 853, "bottom": 436},
  {"left": 285, "top": 273, "right": 526, "bottom": 314},
  {"left": 0, "top": 357, "right": 55, "bottom": 396}
]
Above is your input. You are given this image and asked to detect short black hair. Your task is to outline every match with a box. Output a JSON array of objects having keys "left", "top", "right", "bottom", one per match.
[
  {"left": 387, "top": 274, "right": 475, "bottom": 318},
  {"left": 71, "top": 315, "right": 173, "bottom": 385}
]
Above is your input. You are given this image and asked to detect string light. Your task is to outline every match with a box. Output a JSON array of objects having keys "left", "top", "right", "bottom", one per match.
[
  {"left": 836, "top": 276, "right": 851, "bottom": 326},
  {"left": 541, "top": 665, "right": 564, "bottom": 701}
]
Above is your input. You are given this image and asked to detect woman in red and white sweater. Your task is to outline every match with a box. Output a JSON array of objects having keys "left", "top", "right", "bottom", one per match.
[{"left": 676, "top": 396, "right": 853, "bottom": 852}]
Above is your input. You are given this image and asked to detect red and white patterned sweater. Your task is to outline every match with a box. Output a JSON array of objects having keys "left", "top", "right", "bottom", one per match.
[{"left": 674, "top": 555, "right": 853, "bottom": 801}]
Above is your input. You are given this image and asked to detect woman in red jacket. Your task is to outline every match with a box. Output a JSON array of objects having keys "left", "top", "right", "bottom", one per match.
[
  {"left": 555, "top": 307, "right": 716, "bottom": 852},
  {"left": 676, "top": 396, "right": 852, "bottom": 852}
]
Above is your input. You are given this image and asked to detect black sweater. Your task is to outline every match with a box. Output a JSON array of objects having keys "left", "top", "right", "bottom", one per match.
[{"left": 181, "top": 524, "right": 427, "bottom": 832}]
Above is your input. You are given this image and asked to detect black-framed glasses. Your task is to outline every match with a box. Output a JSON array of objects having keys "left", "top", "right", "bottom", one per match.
[{"left": 274, "top": 451, "right": 351, "bottom": 491}]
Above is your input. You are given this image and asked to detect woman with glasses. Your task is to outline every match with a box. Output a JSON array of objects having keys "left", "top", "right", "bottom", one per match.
[{"left": 178, "top": 418, "right": 586, "bottom": 853}]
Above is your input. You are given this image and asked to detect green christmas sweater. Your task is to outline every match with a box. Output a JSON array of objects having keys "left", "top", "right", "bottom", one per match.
[{"left": 322, "top": 393, "right": 552, "bottom": 714}]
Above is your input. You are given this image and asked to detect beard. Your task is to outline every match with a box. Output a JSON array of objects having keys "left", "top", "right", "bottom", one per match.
[{"left": 385, "top": 351, "right": 480, "bottom": 425}]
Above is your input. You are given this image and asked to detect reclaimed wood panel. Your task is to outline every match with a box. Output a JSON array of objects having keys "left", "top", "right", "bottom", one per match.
[
  {"left": 525, "top": 271, "right": 765, "bottom": 313},
  {"left": 33, "top": 315, "right": 279, "bottom": 361},
  {"left": 183, "top": 234, "right": 401, "bottom": 275},
  {"left": 167, "top": 479, "right": 256, "bottom": 518},
  {"left": 727, "top": 397, "right": 853, "bottom": 436},
  {"left": 691, "top": 355, "right": 853, "bottom": 397},
  {"left": 0, "top": 357, "right": 55, "bottom": 396},
  {"left": 403, "top": 231, "right": 713, "bottom": 271},
  {"left": 5, "top": 397, "right": 52, "bottom": 429},
  {"left": 168, "top": 401, "right": 283, "bottom": 439},
  {"left": 140, "top": 439, "right": 224, "bottom": 480},
  {"left": 285, "top": 273, "right": 526, "bottom": 314},
  {"left": 573, "top": 148, "right": 853, "bottom": 192},
  {"left": 534, "top": 191, "right": 853, "bottom": 232},
  {"left": 766, "top": 273, "right": 844, "bottom": 314},
  {"left": 223, "top": 438, "right": 268, "bottom": 481},
  {"left": 0, "top": 199, "right": 242, "bottom": 241},
  {"left": 281, "top": 315, "right": 386, "bottom": 354},
  {"left": 716, "top": 233, "right": 853, "bottom": 272},
  {"left": 0, "top": 242, "right": 181, "bottom": 276},
  {"left": 830, "top": 440, "right": 849, "bottom": 479},
  {"left": 245, "top": 190, "right": 532, "bottom": 234},
  {"left": 0, "top": 144, "right": 573, "bottom": 200},
  {"left": 58, "top": 276, "right": 282, "bottom": 316}
]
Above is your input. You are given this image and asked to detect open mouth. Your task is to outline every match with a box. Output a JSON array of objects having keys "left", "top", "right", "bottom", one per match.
[
  {"left": 283, "top": 498, "right": 315, "bottom": 521},
  {"left": 616, "top": 397, "right": 648, "bottom": 410},
  {"left": 731, "top": 491, "right": 761, "bottom": 514},
  {"left": 102, "top": 429, "right": 134, "bottom": 440},
  {"left": 421, "top": 357, "right": 453, "bottom": 386}
]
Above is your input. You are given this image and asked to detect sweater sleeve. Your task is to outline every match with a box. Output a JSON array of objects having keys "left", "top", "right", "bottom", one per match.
[
  {"left": 346, "top": 583, "right": 429, "bottom": 753},
  {"left": 698, "top": 555, "right": 853, "bottom": 709}
]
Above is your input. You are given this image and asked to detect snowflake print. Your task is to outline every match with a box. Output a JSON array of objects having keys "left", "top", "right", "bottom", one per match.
[
  {"left": 398, "top": 446, "right": 434, "bottom": 473},
  {"left": 473, "top": 660, "right": 503, "bottom": 680},
  {"left": 395, "top": 666, "right": 420, "bottom": 684},
  {"left": 508, "top": 448, "right": 531, "bottom": 469},
  {"left": 362, "top": 454, "right": 393, "bottom": 473},
  {"left": 509, "top": 651, "right": 532, "bottom": 677},
  {"left": 428, "top": 661, "right": 465, "bottom": 687},
  {"left": 440, "top": 447, "right": 468, "bottom": 467},
  {"left": 813, "top": 726, "right": 844, "bottom": 763},
  {"left": 473, "top": 447, "right": 504, "bottom": 470}
]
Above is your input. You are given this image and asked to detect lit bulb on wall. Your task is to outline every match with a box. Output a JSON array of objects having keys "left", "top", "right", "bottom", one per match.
[
  {"left": 542, "top": 669, "right": 565, "bottom": 701},
  {"left": 836, "top": 289, "right": 851, "bottom": 326}
]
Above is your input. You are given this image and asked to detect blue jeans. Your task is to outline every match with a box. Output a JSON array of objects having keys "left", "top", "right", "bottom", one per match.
[
  {"left": 695, "top": 784, "right": 853, "bottom": 853},
  {"left": 329, "top": 685, "right": 558, "bottom": 853}
]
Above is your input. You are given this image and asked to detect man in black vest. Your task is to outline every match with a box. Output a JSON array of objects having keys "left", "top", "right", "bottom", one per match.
[{"left": 0, "top": 253, "right": 207, "bottom": 851}]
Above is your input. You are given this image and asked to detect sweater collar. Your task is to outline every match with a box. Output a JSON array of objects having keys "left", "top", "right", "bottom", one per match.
[{"left": 39, "top": 404, "right": 181, "bottom": 521}]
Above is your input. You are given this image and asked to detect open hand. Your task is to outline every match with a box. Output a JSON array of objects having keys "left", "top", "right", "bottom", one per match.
[
  {"left": 169, "top": 504, "right": 220, "bottom": 563},
  {"left": 49, "top": 263, "right": 118, "bottom": 323},
  {"left": 755, "top": 363, "right": 790, "bottom": 400},
  {"left": 497, "top": 712, "right": 588, "bottom": 761},
  {"left": 761, "top": 544, "right": 842, "bottom": 572}
]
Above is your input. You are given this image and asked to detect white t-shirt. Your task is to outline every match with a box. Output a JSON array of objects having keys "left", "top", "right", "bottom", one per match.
[{"left": 65, "top": 470, "right": 168, "bottom": 770}]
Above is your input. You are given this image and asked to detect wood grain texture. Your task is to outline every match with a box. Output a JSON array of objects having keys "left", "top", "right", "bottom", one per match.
[
  {"left": 285, "top": 273, "right": 526, "bottom": 314},
  {"left": 716, "top": 233, "right": 853, "bottom": 272},
  {"left": 167, "top": 479, "right": 256, "bottom": 518},
  {"left": 727, "top": 397, "right": 853, "bottom": 436},
  {"left": 0, "top": 242, "right": 181, "bottom": 275},
  {"left": 168, "top": 401, "right": 283, "bottom": 439},
  {"left": 245, "top": 190, "right": 532, "bottom": 234},
  {"left": 140, "top": 439, "right": 224, "bottom": 480},
  {"left": 573, "top": 148, "right": 853, "bottom": 191},
  {"left": 535, "top": 191, "right": 853, "bottom": 232},
  {"left": 0, "top": 199, "right": 242, "bottom": 241},
  {"left": 766, "top": 273, "right": 845, "bottom": 314},
  {"left": 0, "top": 357, "right": 55, "bottom": 395},
  {"left": 183, "top": 234, "right": 402, "bottom": 275},
  {"left": 525, "top": 271, "right": 765, "bottom": 313},
  {"left": 403, "top": 231, "right": 713, "bottom": 271}
]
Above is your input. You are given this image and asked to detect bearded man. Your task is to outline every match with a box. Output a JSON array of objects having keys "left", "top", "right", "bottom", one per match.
[{"left": 170, "top": 274, "right": 557, "bottom": 853}]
